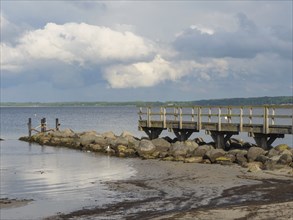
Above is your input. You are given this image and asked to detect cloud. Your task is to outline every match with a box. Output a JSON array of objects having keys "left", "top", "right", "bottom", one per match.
[
  {"left": 104, "top": 55, "right": 229, "bottom": 88},
  {"left": 173, "top": 12, "right": 292, "bottom": 59},
  {"left": 1, "top": 22, "right": 155, "bottom": 72}
]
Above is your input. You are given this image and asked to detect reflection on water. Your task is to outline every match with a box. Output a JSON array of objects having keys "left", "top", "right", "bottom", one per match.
[{"left": 0, "top": 140, "right": 136, "bottom": 220}]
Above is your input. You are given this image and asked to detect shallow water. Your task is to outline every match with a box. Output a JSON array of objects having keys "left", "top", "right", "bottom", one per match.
[{"left": 0, "top": 140, "right": 136, "bottom": 219}]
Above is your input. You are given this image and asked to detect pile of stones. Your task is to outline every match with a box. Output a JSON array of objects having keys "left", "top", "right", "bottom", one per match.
[{"left": 19, "top": 129, "right": 293, "bottom": 172}]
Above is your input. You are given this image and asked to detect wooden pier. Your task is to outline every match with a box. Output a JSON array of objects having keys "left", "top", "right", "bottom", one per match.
[{"left": 138, "top": 105, "right": 293, "bottom": 149}]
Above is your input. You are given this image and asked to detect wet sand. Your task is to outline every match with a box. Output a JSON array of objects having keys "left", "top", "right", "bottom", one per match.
[
  {"left": 47, "top": 159, "right": 293, "bottom": 220},
  {"left": 0, "top": 198, "right": 33, "bottom": 209}
]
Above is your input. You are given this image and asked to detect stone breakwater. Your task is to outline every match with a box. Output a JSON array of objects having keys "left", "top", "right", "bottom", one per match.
[{"left": 19, "top": 129, "right": 293, "bottom": 172}]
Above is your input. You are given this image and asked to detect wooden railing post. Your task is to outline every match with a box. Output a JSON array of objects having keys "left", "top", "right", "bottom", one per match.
[
  {"left": 179, "top": 107, "right": 183, "bottom": 129},
  {"left": 249, "top": 107, "right": 253, "bottom": 124},
  {"left": 174, "top": 107, "right": 178, "bottom": 121},
  {"left": 163, "top": 107, "right": 166, "bottom": 128},
  {"left": 271, "top": 107, "right": 275, "bottom": 125},
  {"left": 218, "top": 108, "right": 222, "bottom": 131},
  {"left": 228, "top": 107, "right": 232, "bottom": 123},
  {"left": 240, "top": 107, "right": 243, "bottom": 132},
  {"left": 208, "top": 107, "right": 212, "bottom": 123},
  {"left": 28, "top": 118, "right": 32, "bottom": 138},
  {"left": 263, "top": 106, "right": 269, "bottom": 134},
  {"left": 191, "top": 107, "right": 195, "bottom": 122},
  {"left": 147, "top": 107, "right": 151, "bottom": 127},
  {"left": 197, "top": 107, "right": 202, "bottom": 130}
]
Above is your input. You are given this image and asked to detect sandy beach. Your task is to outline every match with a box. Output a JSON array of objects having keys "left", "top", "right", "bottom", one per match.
[{"left": 45, "top": 159, "right": 293, "bottom": 219}]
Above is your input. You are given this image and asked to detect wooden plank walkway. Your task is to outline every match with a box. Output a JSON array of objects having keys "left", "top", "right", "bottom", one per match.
[{"left": 138, "top": 105, "right": 293, "bottom": 149}]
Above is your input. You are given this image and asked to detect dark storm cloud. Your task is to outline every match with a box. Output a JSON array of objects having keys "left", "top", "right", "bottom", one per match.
[{"left": 173, "top": 13, "right": 292, "bottom": 60}]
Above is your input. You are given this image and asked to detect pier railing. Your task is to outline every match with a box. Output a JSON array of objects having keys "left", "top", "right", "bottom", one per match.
[{"left": 138, "top": 105, "right": 293, "bottom": 149}]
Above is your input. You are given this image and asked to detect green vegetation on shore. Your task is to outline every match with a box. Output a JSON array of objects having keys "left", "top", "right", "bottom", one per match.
[{"left": 1, "top": 96, "right": 292, "bottom": 107}]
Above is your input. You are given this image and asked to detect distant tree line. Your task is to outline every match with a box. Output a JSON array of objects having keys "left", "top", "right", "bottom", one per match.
[{"left": 1, "top": 96, "right": 292, "bottom": 107}]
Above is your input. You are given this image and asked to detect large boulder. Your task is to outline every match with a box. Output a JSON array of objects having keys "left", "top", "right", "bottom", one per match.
[
  {"left": 267, "top": 148, "right": 279, "bottom": 158},
  {"left": 137, "top": 140, "right": 157, "bottom": 158},
  {"left": 116, "top": 145, "right": 137, "bottom": 158},
  {"left": 277, "top": 154, "right": 292, "bottom": 165},
  {"left": 151, "top": 138, "right": 171, "bottom": 152},
  {"left": 236, "top": 152, "right": 248, "bottom": 167},
  {"left": 50, "top": 129, "right": 76, "bottom": 138},
  {"left": 120, "top": 131, "right": 135, "bottom": 138},
  {"left": 205, "top": 149, "right": 226, "bottom": 163},
  {"left": 169, "top": 141, "right": 197, "bottom": 157},
  {"left": 102, "top": 131, "right": 116, "bottom": 139},
  {"left": 79, "top": 131, "right": 103, "bottom": 146},
  {"left": 247, "top": 147, "right": 266, "bottom": 162},
  {"left": 275, "top": 144, "right": 290, "bottom": 152},
  {"left": 194, "top": 145, "right": 214, "bottom": 157},
  {"left": 109, "top": 136, "right": 129, "bottom": 148}
]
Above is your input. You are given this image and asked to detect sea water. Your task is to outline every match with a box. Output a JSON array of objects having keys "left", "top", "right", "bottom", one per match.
[
  {"left": 0, "top": 106, "right": 292, "bottom": 219},
  {"left": 0, "top": 107, "right": 140, "bottom": 219}
]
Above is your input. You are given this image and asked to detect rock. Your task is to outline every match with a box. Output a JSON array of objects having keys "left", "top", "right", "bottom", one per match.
[
  {"left": 109, "top": 136, "right": 129, "bottom": 148},
  {"left": 102, "top": 131, "right": 116, "bottom": 139},
  {"left": 50, "top": 129, "right": 76, "bottom": 138},
  {"left": 256, "top": 155, "right": 270, "bottom": 164},
  {"left": 93, "top": 136, "right": 107, "bottom": 146},
  {"left": 170, "top": 141, "right": 197, "bottom": 157},
  {"left": 277, "top": 154, "right": 292, "bottom": 165},
  {"left": 137, "top": 140, "right": 156, "bottom": 158},
  {"left": 267, "top": 148, "right": 279, "bottom": 158},
  {"left": 162, "top": 156, "right": 175, "bottom": 161},
  {"left": 280, "top": 149, "right": 293, "bottom": 156},
  {"left": 151, "top": 138, "right": 171, "bottom": 152},
  {"left": 247, "top": 147, "right": 266, "bottom": 162},
  {"left": 225, "top": 154, "right": 236, "bottom": 163},
  {"left": 84, "top": 144, "right": 102, "bottom": 152},
  {"left": 205, "top": 149, "right": 226, "bottom": 163},
  {"left": 194, "top": 145, "right": 214, "bottom": 157},
  {"left": 79, "top": 132, "right": 103, "bottom": 146},
  {"left": 184, "top": 156, "right": 203, "bottom": 163},
  {"left": 174, "top": 155, "right": 185, "bottom": 161},
  {"left": 275, "top": 144, "right": 290, "bottom": 152},
  {"left": 247, "top": 162, "right": 263, "bottom": 172},
  {"left": 215, "top": 156, "right": 234, "bottom": 165},
  {"left": 184, "top": 140, "right": 199, "bottom": 150},
  {"left": 115, "top": 145, "right": 136, "bottom": 157},
  {"left": 236, "top": 152, "right": 248, "bottom": 166},
  {"left": 120, "top": 131, "right": 134, "bottom": 138}
]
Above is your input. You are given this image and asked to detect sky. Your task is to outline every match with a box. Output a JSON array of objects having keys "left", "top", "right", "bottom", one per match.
[{"left": 0, "top": 1, "right": 292, "bottom": 102}]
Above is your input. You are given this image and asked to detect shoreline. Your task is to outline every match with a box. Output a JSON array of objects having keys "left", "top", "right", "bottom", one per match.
[{"left": 46, "top": 159, "right": 293, "bottom": 219}]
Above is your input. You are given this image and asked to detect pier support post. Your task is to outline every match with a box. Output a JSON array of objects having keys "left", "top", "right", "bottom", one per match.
[
  {"left": 28, "top": 118, "right": 32, "bottom": 138},
  {"left": 41, "top": 118, "right": 46, "bottom": 132},
  {"left": 209, "top": 131, "right": 238, "bottom": 149},
  {"left": 251, "top": 133, "right": 284, "bottom": 150},
  {"left": 173, "top": 129, "right": 194, "bottom": 141},
  {"left": 142, "top": 128, "right": 163, "bottom": 140},
  {"left": 55, "top": 118, "right": 60, "bottom": 131}
]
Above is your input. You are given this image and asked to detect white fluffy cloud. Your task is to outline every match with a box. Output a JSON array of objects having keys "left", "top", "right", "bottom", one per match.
[
  {"left": 1, "top": 20, "right": 231, "bottom": 89},
  {"left": 104, "top": 55, "right": 229, "bottom": 88},
  {"left": 1, "top": 22, "right": 155, "bottom": 71}
]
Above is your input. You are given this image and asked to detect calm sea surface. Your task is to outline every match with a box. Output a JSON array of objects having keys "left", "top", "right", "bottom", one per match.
[{"left": 0, "top": 106, "right": 292, "bottom": 219}]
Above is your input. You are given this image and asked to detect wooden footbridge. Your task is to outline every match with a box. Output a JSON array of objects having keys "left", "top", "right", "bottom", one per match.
[{"left": 138, "top": 105, "right": 293, "bottom": 149}]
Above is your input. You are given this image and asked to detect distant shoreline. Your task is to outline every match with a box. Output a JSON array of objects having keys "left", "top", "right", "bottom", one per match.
[{"left": 1, "top": 96, "right": 292, "bottom": 107}]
